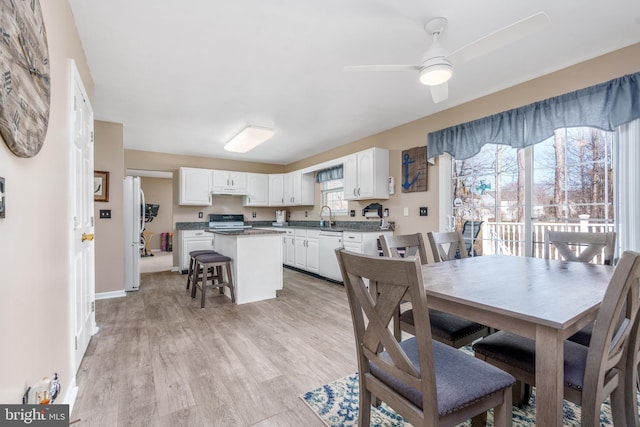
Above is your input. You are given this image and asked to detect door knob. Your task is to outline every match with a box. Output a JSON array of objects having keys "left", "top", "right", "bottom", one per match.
[{"left": 81, "top": 233, "right": 95, "bottom": 242}]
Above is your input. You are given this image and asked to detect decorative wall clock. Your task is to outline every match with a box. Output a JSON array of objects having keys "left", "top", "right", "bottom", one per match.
[{"left": 0, "top": 0, "right": 50, "bottom": 158}]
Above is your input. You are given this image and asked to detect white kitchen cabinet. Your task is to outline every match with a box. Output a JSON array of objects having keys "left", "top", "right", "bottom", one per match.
[
  {"left": 343, "top": 230, "right": 393, "bottom": 256},
  {"left": 284, "top": 230, "right": 295, "bottom": 266},
  {"left": 343, "top": 147, "right": 389, "bottom": 200},
  {"left": 285, "top": 170, "right": 314, "bottom": 206},
  {"left": 243, "top": 173, "right": 269, "bottom": 206},
  {"left": 179, "top": 167, "right": 212, "bottom": 206},
  {"left": 293, "top": 229, "right": 319, "bottom": 273},
  {"left": 268, "top": 174, "right": 285, "bottom": 206},
  {"left": 212, "top": 170, "right": 248, "bottom": 194},
  {"left": 179, "top": 229, "right": 215, "bottom": 272},
  {"left": 270, "top": 171, "right": 314, "bottom": 206}
]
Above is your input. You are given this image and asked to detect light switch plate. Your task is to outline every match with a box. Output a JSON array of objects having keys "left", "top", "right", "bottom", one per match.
[{"left": 403, "top": 207, "right": 409, "bottom": 216}]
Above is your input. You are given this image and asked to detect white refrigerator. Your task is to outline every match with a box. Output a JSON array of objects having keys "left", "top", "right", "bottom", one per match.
[{"left": 124, "top": 176, "right": 145, "bottom": 291}]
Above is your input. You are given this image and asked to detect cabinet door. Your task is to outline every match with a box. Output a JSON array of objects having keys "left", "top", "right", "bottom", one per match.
[
  {"left": 284, "top": 235, "right": 296, "bottom": 265},
  {"left": 229, "top": 171, "right": 248, "bottom": 191},
  {"left": 211, "top": 170, "right": 230, "bottom": 189},
  {"left": 268, "top": 174, "right": 285, "bottom": 206},
  {"left": 244, "top": 173, "right": 268, "bottom": 206},
  {"left": 343, "top": 154, "right": 358, "bottom": 200},
  {"left": 179, "top": 167, "right": 212, "bottom": 205},
  {"left": 355, "top": 149, "right": 375, "bottom": 198},
  {"left": 181, "top": 236, "right": 214, "bottom": 270},
  {"left": 306, "top": 237, "right": 320, "bottom": 273},
  {"left": 294, "top": 236, "right": 307, "bottom": 269},
  {"left": 283, "top": 172, "right": 295, "bottom": 205}
]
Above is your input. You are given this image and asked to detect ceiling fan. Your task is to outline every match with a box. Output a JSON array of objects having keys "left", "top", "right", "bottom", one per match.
[{"left": 344, "top": 12, "right": 550, "bottom": 103}]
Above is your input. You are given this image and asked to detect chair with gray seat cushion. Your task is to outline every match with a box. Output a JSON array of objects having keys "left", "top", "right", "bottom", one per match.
[
  {"left": 472, "top": 251, "right": 640, "bottom": 426},
  {"left": 335, "top": 248, "right": 515, "bottom": 427},
  {"left": 380, "top": 233, "right": 491, "bottom": 348},
  {"left": 191, "top": 252, "right": 235, "bottom": 308},
  {"left": 186, "top": 249, "right": 219, "bottom": 290},
  {"left": 545, "top": 230, "right": 617, "bottom": 347}
]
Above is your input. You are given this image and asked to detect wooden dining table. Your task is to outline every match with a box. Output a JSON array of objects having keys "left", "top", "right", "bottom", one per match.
[{"left": 420, "top": 254, "right": 614, "bottom": 427}]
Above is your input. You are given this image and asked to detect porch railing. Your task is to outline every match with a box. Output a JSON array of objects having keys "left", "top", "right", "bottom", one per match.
[{"left": 468, "top": 221, "right": 615, "bottom": 264}]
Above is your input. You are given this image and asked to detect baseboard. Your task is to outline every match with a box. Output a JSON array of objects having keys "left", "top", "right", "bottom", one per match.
[
  {"left": 95, "top": 290, "right": 127, "bottom": 300},
  {"left": 62, "top": 377, "right": 78, "bottom": 415}
]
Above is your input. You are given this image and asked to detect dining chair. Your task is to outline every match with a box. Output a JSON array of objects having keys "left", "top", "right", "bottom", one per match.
[
  {"left": 335, "top": 248, "right": 515, "bottom": 427},
  {"left": 472, "top": 250, "right": 640, "bottom": 426},
  {"left": 427, "top": 231, "right": 468, "bottom": 262},
  {"left": 544, "top": 230, "right": 616, "bottom": 265},
  {"left": 545, "top": 230, "right": 617, "bottom": 347},
  {"left": 380, "top": 233, "right": 491, "bottom": 348}
]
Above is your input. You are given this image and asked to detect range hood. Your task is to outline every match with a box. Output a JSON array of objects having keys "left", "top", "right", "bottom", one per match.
[{"left": 211, "top": 189, "right": 249, "bottom": 196}]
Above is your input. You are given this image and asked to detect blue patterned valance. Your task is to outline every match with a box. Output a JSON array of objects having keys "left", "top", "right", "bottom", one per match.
[
  {"left": 315, "top": 165, "right": 343, "bottom": 183},
  {"left": 427, "top": 72, "right": 640, "bottom": 160}
]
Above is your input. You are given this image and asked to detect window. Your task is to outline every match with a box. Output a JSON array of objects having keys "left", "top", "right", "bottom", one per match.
[
  {"left": 321, "top": 179, "right": 348, "bottom": 216},
  {"left": 450, "top": 126, "right": 615, "bottom": 259}
]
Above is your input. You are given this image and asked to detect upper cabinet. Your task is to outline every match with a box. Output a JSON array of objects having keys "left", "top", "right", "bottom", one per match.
[
  {"left": 344, "top": 147, "right": 389, "bottom": 200},
  {"left": 268, "top": 174, "right": 285, "bottom": 206},
  {"left": 268, "top": 172, "right": 314, "bottom": 206},
  {"left": 179, "top": 167, "right": 212, "bottom": 206},
  {"left": 243, "top": 173, "right": 269, "bottom": 206},
  {"left": 285, "top": 170, "right": 314, "bottom": 206},
  {"left": 211, "top": 170, "right": 248, "bottom": 195}
]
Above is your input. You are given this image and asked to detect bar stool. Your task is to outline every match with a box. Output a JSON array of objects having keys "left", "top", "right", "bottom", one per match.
[
  {"left": 186, "top": 250, "right": 218, "bottom": 290},
  {"left": 191, "top": 252, "right": 235, "bottom": 308}
]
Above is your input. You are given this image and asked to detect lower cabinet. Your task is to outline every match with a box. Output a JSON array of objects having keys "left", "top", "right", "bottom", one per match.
[
  {"left": 283, "top": 229, "right": 295, "bottom": 266},
  {"left": 179, "top": 230, "right": 214, "bottom": 272},
  {"left": 294, "top": 229, "right": 319, "bottom": 274}
]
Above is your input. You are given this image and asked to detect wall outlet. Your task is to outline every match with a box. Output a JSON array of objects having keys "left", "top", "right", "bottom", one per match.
[
  {"left": 419, "top": 207, "right": 428, "bottom": 216},
  {"left": 99, "top": 209, "right": 111, "bottom": 219},
  {"left": 403, "top": 207, "right": 409, "bottom": 216},
  {"left": 350, "top": 210, "right": 356, "bottom": 217},
  {"left": 252, "top": 211, "right": 256, "bottom": 218},
  {"left": 198, "top": 212, "right": 203, "bottom": 218}
]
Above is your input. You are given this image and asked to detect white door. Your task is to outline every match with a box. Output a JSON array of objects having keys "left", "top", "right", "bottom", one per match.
[{"left": 70, "top": 61, "right": 96, "bottom": 372}]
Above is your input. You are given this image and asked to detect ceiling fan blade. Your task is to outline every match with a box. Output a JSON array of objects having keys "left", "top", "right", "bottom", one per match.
[
  {"left": 446, "top": 12, "right": 550, "bottom": 65},
  {"left": 343, "top": 65, "right": 421, "bottom": 72},
  {"left": 430, "top": 83, "right": 448, "bottom": 104}
]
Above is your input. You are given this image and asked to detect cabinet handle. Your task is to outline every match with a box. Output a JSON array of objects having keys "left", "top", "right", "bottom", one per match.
[{"left": 353, "top": 188, "right": 357, "bottom": 196}]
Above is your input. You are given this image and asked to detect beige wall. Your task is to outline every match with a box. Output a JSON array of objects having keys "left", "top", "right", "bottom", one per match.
[
  {"left": 286, "top": 42, "right": 640, "bottom": 236},
  {"left": 141, "top": 177, "right": 173, "bottom": 250},
  {"left": 0, "top": 1, "right": 93, "bottom": 403},
  {"left": 94, "top": 121, "right": 124, "bottom": 294}
]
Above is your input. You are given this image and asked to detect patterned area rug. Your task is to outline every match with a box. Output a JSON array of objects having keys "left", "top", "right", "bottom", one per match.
[{"left": 301, "top": 371, "right": 628, "bottom": 427}]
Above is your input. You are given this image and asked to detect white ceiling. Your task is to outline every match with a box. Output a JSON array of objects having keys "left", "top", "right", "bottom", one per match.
[{"left": 68, "top": 0, "right": 640, "bottom": 165}]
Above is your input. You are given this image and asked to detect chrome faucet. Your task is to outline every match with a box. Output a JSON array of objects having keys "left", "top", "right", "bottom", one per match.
[{"left": 319, "top": 205, "right": 335, "bottom": 227}]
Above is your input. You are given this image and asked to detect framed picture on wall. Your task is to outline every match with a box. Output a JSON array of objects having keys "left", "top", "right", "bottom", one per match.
[{"left": 94, "top": 171, "right": 110, "bottom": 202}]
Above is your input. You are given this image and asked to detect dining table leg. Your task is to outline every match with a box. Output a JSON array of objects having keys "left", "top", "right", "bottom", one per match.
[{"left": 535, "top": 325, "right": 564, "bottom": 427}]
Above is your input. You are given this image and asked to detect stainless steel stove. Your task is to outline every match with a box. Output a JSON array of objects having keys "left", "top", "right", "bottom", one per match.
[{"left": 208, "top": 214, "right": 252, "bottom": 230}]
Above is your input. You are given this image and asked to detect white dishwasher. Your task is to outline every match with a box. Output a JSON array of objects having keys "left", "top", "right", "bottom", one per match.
[{"left": 319, "top": 230, "right": 344, "bottom": 281}]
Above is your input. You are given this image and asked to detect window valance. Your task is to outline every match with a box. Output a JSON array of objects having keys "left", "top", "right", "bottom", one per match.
[
  {"left": 315, "top": 165, "right": 343, "bottom": 183},
  {"left": 427, "top": 72, "right": 640, "bottom": 160}
]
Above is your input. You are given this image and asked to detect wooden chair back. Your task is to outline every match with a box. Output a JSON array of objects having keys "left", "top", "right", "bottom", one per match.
[
  {"left": 427, "top": 231, "right": 468, "bottom": 262},
  {"left": 544, "top": 230, "right": 616, "bottom": 265},
  {"left": 579, "top": 250, "right": 640, "bottom": 424},
  {"left": 335, "top": 248, "right": 439, "bottom": 423},
  {"left": 379, "top": 233, "right": 428, "bottom": 265}
]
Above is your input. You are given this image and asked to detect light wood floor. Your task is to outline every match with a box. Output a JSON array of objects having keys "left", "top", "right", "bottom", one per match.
[{"left": 71, "top": 268, "right": 357, "bottom": 426}]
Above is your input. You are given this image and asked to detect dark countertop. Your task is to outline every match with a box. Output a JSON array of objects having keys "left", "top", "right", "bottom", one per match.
[
  {"left": 205, "top": 228, "right": 285, "bottom": 236},
  {"left": 176, "top": 220, "right": 394, "bottom": 233}
]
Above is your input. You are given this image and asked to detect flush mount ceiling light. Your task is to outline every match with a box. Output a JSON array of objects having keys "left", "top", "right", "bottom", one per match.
[{"left": 224, "top": 126, "right": 274, "bottom": 153}]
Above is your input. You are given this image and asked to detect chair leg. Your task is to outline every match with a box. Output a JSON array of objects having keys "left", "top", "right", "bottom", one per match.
[
  {"left": 491, "top": 386, "right": 512, "bottom": 427},
  {"left": 190, "top": 261, "right": 200, "bottom": 299},
  {"left": 226, "top": 262, "right": 235, "bottom": 303},
  {"left": 512, "top": 381, "right": 531, "bottom": 407},
  {"left": 358, "top": 387, "right": 371, "bottom": 427},
  {"left": 186, "top": 256, "right": 194, "bottom": 290},
  {"left": 200, "top": 263, "right": 208, "bottom": 308}
]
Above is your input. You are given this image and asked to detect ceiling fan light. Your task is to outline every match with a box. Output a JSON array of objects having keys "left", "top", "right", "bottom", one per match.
[
  {"left": 419, "top": 61, "right": 453, "bottom": 86},
  {"left": 224, "top": 126, "right": 274, "bottom": 153}
]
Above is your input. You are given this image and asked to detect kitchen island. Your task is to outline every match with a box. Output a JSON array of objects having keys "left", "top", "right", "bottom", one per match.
[{"left": 206, "top": 228, "right": 284, "bottom": 304}]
